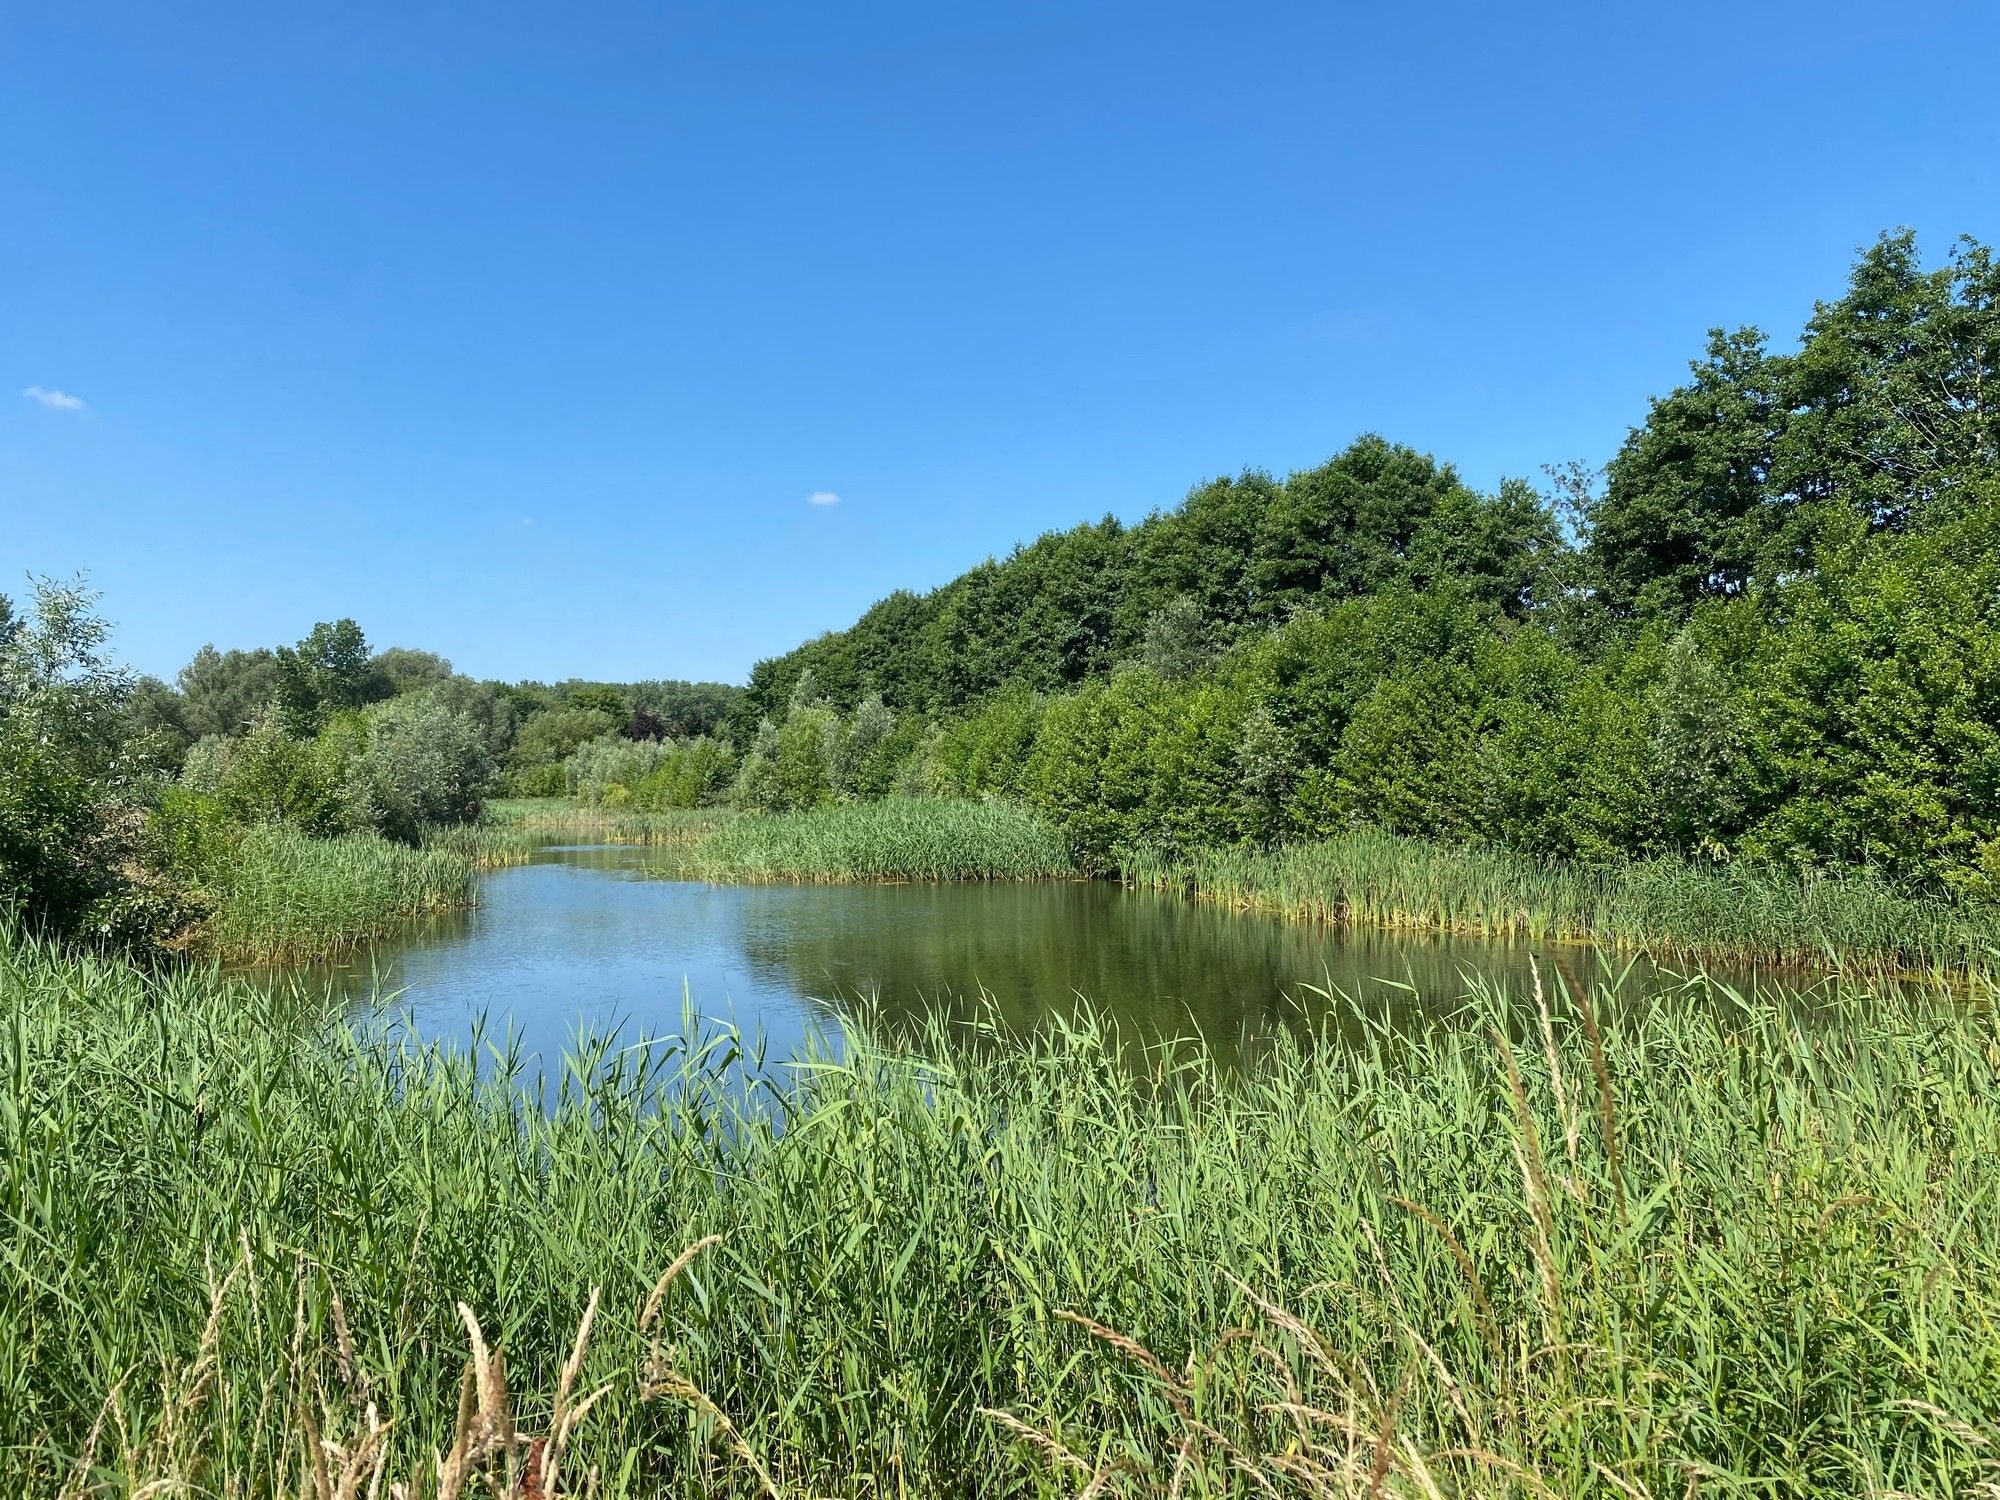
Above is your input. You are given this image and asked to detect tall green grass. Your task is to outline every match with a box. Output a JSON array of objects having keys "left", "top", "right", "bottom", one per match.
[
  {"left": 1124, "top": 828, "right": 2000, "bottom": 978},
  {"left": 687, "top": 796, "right": 1075, "bottom": 882},
  {"left": 6, "top": 923, "right": 1998, "bottom": 1496},
  {"left": 483, "top": 796, "right": 735, "bottom": 848},
  {"left": 193, "top": 823, "right": 476, "bottom": 964}
]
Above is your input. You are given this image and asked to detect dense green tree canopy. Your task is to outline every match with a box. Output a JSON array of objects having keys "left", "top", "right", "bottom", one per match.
[
  {"left": 702, "top": 232, "right": 2000, "bottom": 896},
  {"left": 734, "top": 436, "right": 1565, "bottom": 729},
  {"left": 1590, "top": 232, "right": 2000, "bottom": 617}
]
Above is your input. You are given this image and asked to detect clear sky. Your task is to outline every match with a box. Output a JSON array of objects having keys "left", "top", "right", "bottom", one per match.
[{"left": 6, "top": 2, "right": 1997, "bottom": 686}]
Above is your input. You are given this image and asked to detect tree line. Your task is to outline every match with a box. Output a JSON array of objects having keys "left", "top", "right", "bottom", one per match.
[
  {"left": 708, "top": 231, "right": 1998, "bottom": 893},
  {"left": 4, "top": 230, "right": 1996, "bottom": 942},
  {"left": 0, "top": 595, "right": 742, "bottom": 939}
]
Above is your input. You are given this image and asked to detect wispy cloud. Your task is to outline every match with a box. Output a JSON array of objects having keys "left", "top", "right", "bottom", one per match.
[
  {"left": 23, "top": 385, "right": 85, "bottom": 412},
  {"left": 807, "top": 490, "right": 840, "bottom": 507}
]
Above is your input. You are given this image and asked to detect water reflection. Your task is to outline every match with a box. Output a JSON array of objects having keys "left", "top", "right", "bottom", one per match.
[{"left": 257, "top": 844, "right": 1860, "bottom": 1071}]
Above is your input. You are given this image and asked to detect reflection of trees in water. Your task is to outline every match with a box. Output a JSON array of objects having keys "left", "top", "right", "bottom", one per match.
[
  {"left": 727, "top": 882, "right": 1638, "bottom": 1067},
  {"left": 260, "top": 852, "right": 1891, "bottom": 1076}
]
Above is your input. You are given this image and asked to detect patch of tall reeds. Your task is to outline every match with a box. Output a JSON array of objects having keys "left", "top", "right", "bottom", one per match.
[
  {"left": 482, "top": 796, "right": 735, "bottom": 848},
  {"left": 1123, "top": 828, "right": 2000, "bottom": 977},
  {"left": 6, "top": 922, "right": 1998, "bottom": 1495},
  {"left": 686, "top": 796, "right": 1075, "bottom": 882},
  {"left": 192, "top": 823, "right": 477, "bottom": 964}
]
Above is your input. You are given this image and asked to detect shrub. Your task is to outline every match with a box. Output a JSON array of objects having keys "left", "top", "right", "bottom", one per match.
[
  {"left": 345, "top": 695, "right": 497, "bottom": 843},
  {"left": 0, "top": 578, "right": 142, "bottom": 938},
  {"left": 508, "top": 706, "right": 621, "bottom": 793},
  {"left": 631, "top": 736, "right": 737, "bottom": 809},
  {"left": 564, "top": 734, "right": 676, "bottom": 805},
  {"left": 143, "top": 786, "right": 243, "bottom": 887},
  {"left": 211, "top": 715, "right": 350, "bottom": 836}
]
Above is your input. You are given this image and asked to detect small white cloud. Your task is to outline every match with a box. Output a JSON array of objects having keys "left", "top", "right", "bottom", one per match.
[
  {"left": 520, "top": 517, "right": 535, "bottom": 527},
  {"left": 23, "top": 385, "right": 85, "bottom": 412},
  {"left": 807, "top": 490, "right": 840, "bottom": 507}
]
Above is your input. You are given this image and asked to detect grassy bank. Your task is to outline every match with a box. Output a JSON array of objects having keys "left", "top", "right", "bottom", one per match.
[
  {"left": 687, "top": 795, "right": 1074, "bottom": 882},
  {"left": 190, "top": 823, "right": 477, "bottom": 964},
  {"left": 1124, "top": 829, "right": 2000, "bottom": 978},
  {"left": 7, "top": 926, "right": 1999, "bottom": 1497}
]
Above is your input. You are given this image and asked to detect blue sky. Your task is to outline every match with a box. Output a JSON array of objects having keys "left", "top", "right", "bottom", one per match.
[{"left": 6, "top": 2, "right": 1997, "bottom": 685}]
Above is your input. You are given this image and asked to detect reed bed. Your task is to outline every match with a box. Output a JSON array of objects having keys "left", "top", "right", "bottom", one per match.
[
  {"left": 1124, "top": 828, "right": 2000, "bottom": 978},
  {"left": 482, "top": 797, "right": 736, "bottom": 848},
  {"left": 6, "top": 922, "right": 1999, "bottom": 1496},
  {"left": 191, "top": 824, "right": 477, "bottom": 964},
  {"left": 686, "top": 796, "right": 1075, "bottom": 883},
  {"left": 418, "top": 821, "right": 550, "bottom": 871}
]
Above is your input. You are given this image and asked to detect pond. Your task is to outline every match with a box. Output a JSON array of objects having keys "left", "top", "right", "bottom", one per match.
[{"left": 262, "top": 843, "right": 1805, "bottom": 1070}]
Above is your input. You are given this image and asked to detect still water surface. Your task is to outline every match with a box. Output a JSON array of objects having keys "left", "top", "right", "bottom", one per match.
[{"left": 267, "top": 845, "right": 1780, "bottom": 1069}]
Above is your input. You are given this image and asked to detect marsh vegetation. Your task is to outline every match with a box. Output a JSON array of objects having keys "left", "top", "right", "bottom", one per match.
[
  {"left": 6, "top": 925, "right": 1998, "bottom": 1497},
  {"left": 5, "top": 231, "right": 2000, "bottom": 1495}
]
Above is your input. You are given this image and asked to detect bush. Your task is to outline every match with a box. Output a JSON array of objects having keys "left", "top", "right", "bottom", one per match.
[
  {"left": 564, "top": 734, "right": 676, "bottom": 805},
  {"left": 631, "top": 736, "right": 737, "bottom": 809},
  {"left": 210, "top": 715, "right": 351, "bottom": 836},
  {"left": 507, "top": 705, "right": 621, "bottom": 794},
  {"left": 345, "top": 695, "right": 497, "bottom": 843},
  {"left": 0, "top": 579, "right": 143, "bottom": 939}
]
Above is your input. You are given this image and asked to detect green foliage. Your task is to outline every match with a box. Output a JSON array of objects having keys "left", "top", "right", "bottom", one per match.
[
  {"left": 1647, "top": 627, "right": 1747, "bottom": 850},
  {"left": 772, "top": 701, "right": 837, "bottom": 809},
  {"left": 273, "top": 618, "right": 383, "bottom": 730},
  {"left": 1136, "top": 593, "right": 1210, "bottom": 680},
  {"left": 710, "top": 233, "right": 2000, "bottom": 901},
  {"left": 370, "top": 645, "right": 454, "bottom": 696},
  {"left": 208, "top": 714, "right": 352, "bottom": 835},
  {"left": 1591, "top": 231, "right": 2000, "bottom": 616},
  {"left": 727, "top": 679, "right": 906, "bottom": 813},
  {"left": 195, "top": 824, "right": 476, "bottom": 962},
  {"left": 925, "top": 689, "right": 1045, "bottom": 799},
  {"left": 1127, "top": 826, "right": 2000, "bottom": 976},
  {"left": 564, "top": 733, "right": 677, "bottom": 804},
  {"left": 422, "top": 673, "right": 522, "bottom": 759},
  {"left": 0, "top": 735, "right": 119, "bottom": 936},
  {"left": 632, "top": 736, "right": 738, "bottom": 809},
  {"left": 345, "top": 694, "right": 498, "bottom": 843},
  {"left": 121, "top": 674, "right": 199, "bottom": 769},
  {"left": 1739, "top": 499, "right": 2000, "bottom": 897},
  {"left": 827, "top": 691, "right": 898, "bottom": 796},
  {"left": 687, "top": 796, "right": 1073, "bottom": 882},
  {"left": 506, "top": 705, "right": 621, "bottom": 793},
  {"left": 477, "top": 797, "right": 735, "bottom": 847},
  {"left": 18, "top": 230, "right": 2000, "bottom": 957},
  {"left": 734, "top": 436, "right": 1568, "bottom": 728},
  {"left": 142, "top": 786, "right": 243, "bottom": 888},
  {"left": 9, "top": 928, "right": 2000, "bottom": 1495},
  {"left": 1246, "top": 434, "right": 1473, "bottom": 615},
  {"left": 624, "top": 678, "right": 741, "bottom": 738},
  {"left": 0, "top": 578, "right": 146, "bottom": 939},
  {"left": 173, "top": 643, "right": 283, "bottom": 739},
  {"left": 565, "top": 682, "right": 630, "bottom": 718}
]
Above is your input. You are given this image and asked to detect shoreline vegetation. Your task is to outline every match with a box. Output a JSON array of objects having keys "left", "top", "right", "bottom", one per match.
[
  {"left": 12, "top": 236, "right": 1997, "bottom": 984},
  {"left": 1124, "top": 829, "right": 2000, "bottom": 980},
  {"left": 182, "top": 795, "right": 2000, "bottom": 976},
  {"left": 2, "top": 234, "right": 1998, "bottom": 1498},
  {"left": 681, "top": 795, "right": 1074, "bottom": 884},
  {"left": 187, "top": 803, "right": 731, "bottom": 965},
  {"left": 7, "top": 923, "right": 1998, "bottom": 1496},
  {"left": 183, "top": 823, "right": 478, "bottom": 965}
]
